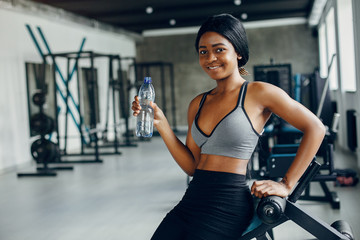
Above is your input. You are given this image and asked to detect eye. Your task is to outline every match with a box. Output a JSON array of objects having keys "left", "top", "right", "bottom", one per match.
[
  {"left": 216, "top": 48, "right": 225, "bottom": 53},
  {"left": 199, "top": 50, "right": 207, "bottom": 55}
]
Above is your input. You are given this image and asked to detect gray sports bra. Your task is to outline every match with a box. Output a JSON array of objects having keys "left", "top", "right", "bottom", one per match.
[{"left": 191, "top": 82, "right": 261, "bottom": 160}]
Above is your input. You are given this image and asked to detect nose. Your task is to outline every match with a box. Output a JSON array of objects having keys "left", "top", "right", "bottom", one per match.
[{"left": 206, "top": 52, "right": 217, "bottom": 62}]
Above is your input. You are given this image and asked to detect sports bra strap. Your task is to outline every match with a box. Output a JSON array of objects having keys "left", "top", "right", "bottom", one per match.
[
  {"left": 198, "top": 92, "right": 208, "bottom": 108},
  {"left": 239, "top": 81, "right": 248, "bottom": 107},
  {"left": 196, "top": 90, "right": 211, "bottom": 119}
]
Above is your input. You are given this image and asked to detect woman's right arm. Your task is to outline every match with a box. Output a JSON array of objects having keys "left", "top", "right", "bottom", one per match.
[{"left": 132, "top": 95, "right": 202, "bottom": 176}]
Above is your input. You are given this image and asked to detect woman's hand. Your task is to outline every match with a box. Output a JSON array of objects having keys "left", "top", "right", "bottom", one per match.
[
  {"left": 131, "top": 96, "right": 166, "bottom": 128},
  {"left": 131, "top": 96, "right": 142, "bottom": 116},
  {"left": 251, "top": 180, "right": 292, "bottom": 198}
]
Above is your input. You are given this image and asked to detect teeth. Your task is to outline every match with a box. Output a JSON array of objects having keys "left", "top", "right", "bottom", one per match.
[{"left": 208, "top": 66, "right": 220, "bottom": 69}]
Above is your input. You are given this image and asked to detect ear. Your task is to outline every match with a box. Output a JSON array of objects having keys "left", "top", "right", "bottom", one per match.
[{"left": 237, "top": 54, "right": 242, "bottom": 60}]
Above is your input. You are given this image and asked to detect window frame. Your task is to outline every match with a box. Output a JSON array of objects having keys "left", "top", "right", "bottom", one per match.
[{"left": 317, "top": 0, "right": 357, "bottom": 92}]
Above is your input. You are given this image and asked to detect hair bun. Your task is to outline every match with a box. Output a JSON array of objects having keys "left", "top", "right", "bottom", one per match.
[{"left": 239, "top": 67, "right": 249, "bottom": 76}]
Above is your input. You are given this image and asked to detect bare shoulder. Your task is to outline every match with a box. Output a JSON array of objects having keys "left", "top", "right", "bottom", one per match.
[
  {"left": 187, "top": 93, "right": 205, "bottom": 121},
  {"left": 188, "top": 93, "right": 205, "bottom": 111},
  {"left": 248, "top": 81, "right": 280, "bottom": 94},
  {"left": 247, "top": 81, "right": 291, "bottom": 107}
]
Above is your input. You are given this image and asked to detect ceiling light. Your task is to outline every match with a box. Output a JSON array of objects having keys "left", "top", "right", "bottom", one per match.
[
  {"left": 169, "top": 19, "right": 176, "bottom": 26},
  {"left": 241, "top": 13, "right": 248, "bottom": 20},
  {"left": 146, "top": 6, "right": 153, "bottom": 14},
  {"left": 234, "top": 0, "right": 241, "bottom": 6}
]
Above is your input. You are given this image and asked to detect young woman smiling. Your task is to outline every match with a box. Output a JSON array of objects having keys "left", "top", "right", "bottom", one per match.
[{"left": 132, "top": 13, "right": 325, "bottom": 240}]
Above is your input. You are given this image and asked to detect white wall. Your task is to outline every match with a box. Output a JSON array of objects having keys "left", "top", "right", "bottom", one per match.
[
  {"left": 352, "top": 0, "right": 360, "bottom": 168},
  {"left": 0, "top": 6, "right": 137, "bottom": 172}
]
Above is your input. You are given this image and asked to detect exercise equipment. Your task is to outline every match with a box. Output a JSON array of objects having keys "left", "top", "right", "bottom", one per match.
[
  {"left": 32, "top": 91, "right": 46, "bottom": 106},
  {"left": 44, "top": 51, "right": 105, "bottom": 163},
  {"left": 42, "top": 51, "right": 141, "bottom": 162},
  {"left": 18, "top": 88, "right": 73, "bottom": 177},
  {"left": 240, "top": 161, "right": 355, "bottom": 240},
  {"left": 346, "top": 109, "right": 357, "bottom": 152},
  {"left": 25, "top": 25, "right": 86, "bottom": 141},
  {"left": 31, "top": 138, "right": 59, "bottom": 163},
  {"left": 101, "top": 56, "right": 137, "bottom": 148},
  {"left": 254, "top": 108, "right": 341, "bottom": 209},
  {"left": 260, "top": 140, "right": 341, "bottom": 209},
  {"left": 26, "top": 25, "right": 139, "bottom": 165},
  {"left": 25, "top": 25, "right": 97, "bottom": 165},
  {"left": 30, "top": 112, "right": 55, "bottom": 135},
  {"left": 254, "top": 63, "right": 293, "bottom": 98},
  {"left": 251, "top": 57, "right": 345, "bottom": 209}
]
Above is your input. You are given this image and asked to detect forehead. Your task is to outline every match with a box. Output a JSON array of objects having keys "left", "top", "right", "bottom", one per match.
[{"left": 198, "top": 31, "right": 232, "bottom": 47}]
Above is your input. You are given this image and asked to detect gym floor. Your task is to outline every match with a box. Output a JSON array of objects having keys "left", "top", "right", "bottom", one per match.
[{"left": 0, "top": 136, "right": 359, "bottom": 240}]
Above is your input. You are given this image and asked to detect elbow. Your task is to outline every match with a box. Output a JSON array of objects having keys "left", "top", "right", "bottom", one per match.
[
  {"left": 181, "top": 164, "right": 196, "bottom": 177},
  {"left": 302, "top": 118, "right": 326, "bottom": 142},
  {"left": 186, "top": 166, "right": 196, "bottom": 177},
  {"left": 312, "top": 119, "right": 326, "bottom": 141},
  {"left": 318, "top": 121, "right": 326, "bottom": 139},
  {"left": 321, "top": 124, "right": 326, "bottom": 138}
]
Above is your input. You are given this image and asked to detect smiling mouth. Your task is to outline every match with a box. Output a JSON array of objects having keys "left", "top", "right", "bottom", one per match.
[{"left": 208, "top": 66, "right": 221, "bottom": 70}]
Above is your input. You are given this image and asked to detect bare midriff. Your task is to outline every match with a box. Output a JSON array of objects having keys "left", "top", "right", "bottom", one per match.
[{"left": 196, "top": 154, "right": 249, "bottom": 175}]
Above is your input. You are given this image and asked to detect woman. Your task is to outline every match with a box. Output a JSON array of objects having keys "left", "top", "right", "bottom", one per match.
[{"left": 132, "top": 14, "right": 325, "bottom": 240}]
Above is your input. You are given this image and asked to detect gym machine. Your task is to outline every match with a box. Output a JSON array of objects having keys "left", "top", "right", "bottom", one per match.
[
  {"left": 18, "top": 63, "right": 73, "bottom": 177},
  {"left": 101, "top": 56, "right": 137, "bottom": 148},
  {"left": 55, "top": 52, "right": 137, "bottom": 156},
  {"left": 41, "top": 51, "right": 104, "bottom": 164},
  {"left": 256, "top": 136, "right": 341, "bottom": 209},
  {"left": 240, "top": 160, "right": 355, "bottom": 240},
  {"left": 251, "top": 58, "right": 345, "bottom": 209},
  {"left": 25, "top": 25, "right": 103, "bottom": 165},
  {"left": 25, "top": 25, "right": 139, "bottom": 164}
]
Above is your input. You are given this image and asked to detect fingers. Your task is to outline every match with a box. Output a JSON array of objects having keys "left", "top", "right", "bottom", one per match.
[
  {"left": 251, "top": 180, "right": 287, "bottom": 198},
  {"left": 149, "top": 101, "right": 157, "bottom": 110},
  {"left": 132, "top": 96, "right": 141, "bottom": 116},
  {"left": 251, "top": 181, "right": 270, "bottom": 198},
  {"left": 132, "top": 97, "right": 162, "bottom": 119}
]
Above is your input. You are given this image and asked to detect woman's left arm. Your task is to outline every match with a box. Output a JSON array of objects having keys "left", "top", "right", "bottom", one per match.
[{"left": 251, "top": 82, "right": 326, "bottom": 198}]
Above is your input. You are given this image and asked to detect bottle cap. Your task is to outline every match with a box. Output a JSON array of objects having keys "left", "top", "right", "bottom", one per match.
[{"left": 144, "top": 77, "right": 152, "bottom": 83}]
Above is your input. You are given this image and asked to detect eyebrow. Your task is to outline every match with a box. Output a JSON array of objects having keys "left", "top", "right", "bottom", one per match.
[{"left": 199, "top": 43, "right": 227, "bottom": 49}]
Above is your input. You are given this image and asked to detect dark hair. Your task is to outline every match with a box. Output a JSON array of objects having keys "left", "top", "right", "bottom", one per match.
[{"left": 195, "top": 14, "right": 249, "bottom": 68}]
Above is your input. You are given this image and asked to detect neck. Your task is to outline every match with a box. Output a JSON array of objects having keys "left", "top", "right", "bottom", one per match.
[{"left": 214, "top": 73, "right": 245, "bottom": 94}]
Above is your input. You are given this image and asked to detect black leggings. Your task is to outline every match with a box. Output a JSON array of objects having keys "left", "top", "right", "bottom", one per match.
[{"left": 151, "top": 169, "right": 254, "bottom": 240}]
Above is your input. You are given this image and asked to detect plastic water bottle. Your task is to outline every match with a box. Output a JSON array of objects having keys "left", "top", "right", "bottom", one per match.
[{"left": 136, "top": 77, "right": 155, "bottom": 138}]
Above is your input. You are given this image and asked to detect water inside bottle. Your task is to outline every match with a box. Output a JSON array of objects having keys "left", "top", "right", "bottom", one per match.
[{"left": 136, "top": 106, "right": 154, "bottom": 138}]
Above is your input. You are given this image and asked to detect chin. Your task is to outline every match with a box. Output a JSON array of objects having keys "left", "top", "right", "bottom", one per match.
[
  {"left": 204, "top": 70, "right": 221, "bottom": 78},
  {"left": 207, "top": 73, "right": 228, "bottom": 81}
]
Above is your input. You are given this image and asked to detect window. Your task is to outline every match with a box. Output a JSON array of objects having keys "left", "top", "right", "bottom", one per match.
[
  {"left": 325, "top": 7, "right": 338, "bottom": 90},
  {"left": 318, "top": 24, "right": 328, "bottom": 78},
  {"left": 337, "top": 0, "right": 356, "bottom": 92},
  {"left": 318, "top": 0, "right": 357, "bottom": 92}
]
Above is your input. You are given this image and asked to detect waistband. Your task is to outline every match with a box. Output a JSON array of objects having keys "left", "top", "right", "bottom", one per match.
[{"left": 192, "top": 169, "right": 247, "bottom": 187}]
